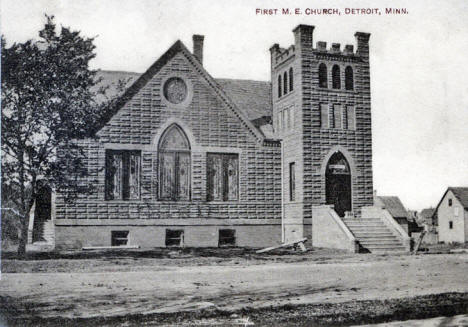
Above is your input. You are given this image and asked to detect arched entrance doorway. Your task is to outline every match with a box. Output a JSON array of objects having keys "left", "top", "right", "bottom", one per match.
[{"left": 325, "top": 152, "right": 351, "bottom": 217}]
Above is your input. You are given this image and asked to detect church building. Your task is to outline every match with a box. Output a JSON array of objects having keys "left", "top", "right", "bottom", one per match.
[{"left": 46, "top": 25, "right": 410, "bottom": 252}]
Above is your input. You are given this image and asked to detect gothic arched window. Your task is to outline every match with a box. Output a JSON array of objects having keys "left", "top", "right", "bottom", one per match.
[
  {"left": 319, "top": 63, "right": 328, "bottom": 88},
  {"left": 159, "top": 124, "right": 191, "bottom": 201},
  {"left": 289, "top": 67, "right": 293, "bottom": 91},
  {"left": 332, "top": 65, "right": 341, "bottom": 89},
  {"left": 278, "top": 75, "right": 282, "bottom": 98},
  {"left": 283, "top": 72, "right": 288, "bottom": 95},
  {"left": 345, "top": 66, "right": 354, "bottom": 90}
]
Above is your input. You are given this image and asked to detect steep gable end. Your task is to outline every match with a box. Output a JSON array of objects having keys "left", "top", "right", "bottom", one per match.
[{"left": 95, "top": 40, "right": 264, "bottom": 141}]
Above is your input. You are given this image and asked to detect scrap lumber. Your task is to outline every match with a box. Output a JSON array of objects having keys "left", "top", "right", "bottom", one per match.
[
  {"left": 82, "top": 245, "right": 140, "bottom": 250},
  {"left": 256, "top": 238, "right": 307, "bottom": 253},
  {"left": 412, "top": 231, "right": 426, "bottom": 255}
]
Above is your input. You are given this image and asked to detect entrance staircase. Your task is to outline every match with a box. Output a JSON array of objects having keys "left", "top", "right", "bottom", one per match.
[{"left": 342, "top": 217, "right": 408, "bottom": 253}]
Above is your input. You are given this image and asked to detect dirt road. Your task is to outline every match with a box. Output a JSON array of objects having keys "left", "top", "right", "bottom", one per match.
[{"left": 1, "top": 252, "right": 467, "bottom": 322}]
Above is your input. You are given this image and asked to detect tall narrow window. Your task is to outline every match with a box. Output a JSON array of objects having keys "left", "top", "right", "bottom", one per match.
[
  {"left": 283, "top": 72, "right": 288, "bottom": 95},
  {"left": 289, "top": 67, "right": 293, "bottom": 91},
  {"left": 278, "top": 75, "right": 282, "bottom": 98},
  {"left": 207, "top": 153, "right": 239, "bottom": 201},
  {"left": 342, "top": 105, "right": 348, "bottom": 129},
  {"left": 159, "top": 124, "right": 191, "bottom": 201},
  {"left": 319, "top": 63, "right": 328, "bottom": 88},
  {"left": 345, "top": 66, "right": 354, "bottom": 90},
  {"left": 347, "top": 106, "right": 355, "bottom": 130},
  {"left": 329, "top": 105, "right": 335, "bottom": 128},
  {"left": 334, "top": 105, "right": 342, "bottom": 129},
  {"left": 106, "top": 150, "right": 141, "bottom": 200},
  {"left": 332, "top": 65, "right": 341, "bottom": 89},
  {"left": 289, "top": 162, "right": 296, "bottom": 201},
  {"left": 320, "top": 103, "right": 329, "bottom": 128},
  {"left": 290, "top": 107, "right": 295, "bottom": 128},
  {"left": 448, "top": 198, "right": 452, "bottom": 206}
]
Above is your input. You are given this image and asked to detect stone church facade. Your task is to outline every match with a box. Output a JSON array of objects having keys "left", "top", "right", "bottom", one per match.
[{"left": 52, "top": 25, "right": 379, "bottom": 250}]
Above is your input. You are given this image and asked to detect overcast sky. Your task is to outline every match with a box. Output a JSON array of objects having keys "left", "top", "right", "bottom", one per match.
[{"left": 2, "top": 0, "right": 467, "bottom": 211}]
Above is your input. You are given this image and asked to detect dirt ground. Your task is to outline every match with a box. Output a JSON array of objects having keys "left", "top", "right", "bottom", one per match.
[{"left": 0, "top": 248, "right": 467, "bottom": 326}]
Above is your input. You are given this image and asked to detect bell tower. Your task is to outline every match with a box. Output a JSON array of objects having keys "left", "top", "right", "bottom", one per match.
[{"left": 270, "top": 25, "right": 373, "bottom": 242}]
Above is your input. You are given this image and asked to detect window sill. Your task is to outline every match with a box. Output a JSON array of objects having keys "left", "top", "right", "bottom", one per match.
[
  {"left": 277, "top": 90, "right": 295, "bottom": 102},
  {"left": 316, "top": 87, "right": 357, "bottom": 94}
]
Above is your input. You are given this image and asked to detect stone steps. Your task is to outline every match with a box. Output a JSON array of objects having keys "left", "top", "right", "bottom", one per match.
[{"left": 342, "top": 217, "right": 407, "bottom": 253}]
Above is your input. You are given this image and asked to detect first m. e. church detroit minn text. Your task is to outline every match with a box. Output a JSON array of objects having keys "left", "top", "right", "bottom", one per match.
[{"left": 33, "top": 25, "right": 410, "bottom": 253}]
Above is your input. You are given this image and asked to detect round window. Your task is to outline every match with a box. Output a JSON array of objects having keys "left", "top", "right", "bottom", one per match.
[{"left": 163, "top": 77, "right": 188, "bottom": 104}]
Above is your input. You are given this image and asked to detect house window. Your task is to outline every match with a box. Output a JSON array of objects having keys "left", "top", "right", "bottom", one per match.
[
  {"left": 289, "top": 67, "right": 293, "bottom": 91},
  {"left": 289, "top": 162, "right": 296, "bottom": 201},
  {"left": 207, "top": 153, "right": 239, "bottom": 201},
  {"left": 105, "top": 150, "right": 141, "bottom": 200},
  {"left": 219, "top": 229, "right": 236, "bottom": 246},
  {"left": 283, "top": 72, "right": 288, "bottom": 95},
  {"left": 454, "top": 207, "right": 459, "bottom": 217},
  {"left": 166, "top": 229, "right": 184, "bottom": 247},
  {"left": 159, "top": 124, "right": 191, "bottom": 201},
  {"left": 111, "top": 231, "right": 129, "bottom": 246},
  {"left": 449, "top": 221, "right": 453, "bottom": 229},
  {"left": 332, "top": 65, "right": 341, "bottom": 89},
  {"left": 345, "top": 66, "right": 354, "bottom": 90},
  {"left": 278, "top": 75, "right": 282, "bottom": 97},
  {"left": 319, "top": 63, "right": 328, "bottom": 88},
  {"left": 448, "top": 198, "right": 452, "bottom": 206}
]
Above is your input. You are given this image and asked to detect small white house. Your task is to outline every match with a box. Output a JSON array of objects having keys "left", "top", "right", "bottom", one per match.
[{"left": 434, "top": 187, "right": 468, "bottom": 244}]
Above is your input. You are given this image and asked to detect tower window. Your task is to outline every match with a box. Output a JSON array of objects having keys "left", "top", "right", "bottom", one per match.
[
  {"left": 319, "top": 63, "right": 328, "bottom": 88},
  {"left": 345, "top": 66, "right": 354, "bottom": 90},
  {"left": 278, "top": 75, "right": 282, "bottom": 98},
  {"left": 448, "top": 198, "right": 452, "bottom": 206},
  {"left": 332, "top": 65, "right": 341, "bottom": 89},
  {"left": 283, "top": 72, "right": 288, "bottom": 95},
  {"left": 449, "top": 221, "right": 453, "bottom": 229},
  {"left": 289, "top": 67, "right": 293, "bottom": 91},
  {"left": 289, "top": 162, "right": 296, "bottom": 201}
]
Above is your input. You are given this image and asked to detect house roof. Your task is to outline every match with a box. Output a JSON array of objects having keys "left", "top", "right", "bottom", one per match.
[
  {"left": 375, "top": 196, "right": 408, "bottom": 218},
  {"left": 419, "top": 208, "right": 435, "bottom": 219},
  {"left": 449, "top": 187, "right": 468, "bottom": 209},
  {"left": 433, "top": 187, "right": 468, "bottom": 215},
  {"left": 93, "top": 41, "right": 273, "bottom": 140}
]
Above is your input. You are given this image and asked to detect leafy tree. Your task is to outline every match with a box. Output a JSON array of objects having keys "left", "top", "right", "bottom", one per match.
[{"left": 1, "top": 16, "right": 116, "bottom": 257}]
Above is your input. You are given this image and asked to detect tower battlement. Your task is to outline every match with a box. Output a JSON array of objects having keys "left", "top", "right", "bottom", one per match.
[{"left": 270, "top": 25, "right": 371, "bottom": 68}]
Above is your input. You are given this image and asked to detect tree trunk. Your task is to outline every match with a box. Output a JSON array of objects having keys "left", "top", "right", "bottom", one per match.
[{"left": 17, "top": 197, "right": 34, "bottom": 258}]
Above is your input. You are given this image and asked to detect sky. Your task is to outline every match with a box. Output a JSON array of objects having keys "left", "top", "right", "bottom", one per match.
[{"left": 1, "top": 0, "right": 467, "bottom": 211}]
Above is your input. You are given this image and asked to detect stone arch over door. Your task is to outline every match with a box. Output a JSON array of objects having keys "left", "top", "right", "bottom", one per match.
[
  {"left": 158, "top": 124, "right": 191, "bottom": 201},
  {"left": 321, "top": 147, "right": 357, "bottom": 217}
]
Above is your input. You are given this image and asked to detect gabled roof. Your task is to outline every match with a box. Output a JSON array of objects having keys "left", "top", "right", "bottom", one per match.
[
  {"left": 94, "top": 72, "right": 274, "bottom": 137},
  {"left": 419, "top": 208, "right": 435, "bottom": 219},
  {"left": 94, "top": 40, "right": 268, "bottom": 141},
  {"left": 216, "top": 79, "right": 272, "bottom": 121},
  {"left": 434, "top": 187, "right": 468, "bottom": 214},
  {"left": 375, "top": 196, "right": 408, "bottom": 218},
  {"left": 449, "top": 187, "right": 468, "bottom": 209}
]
